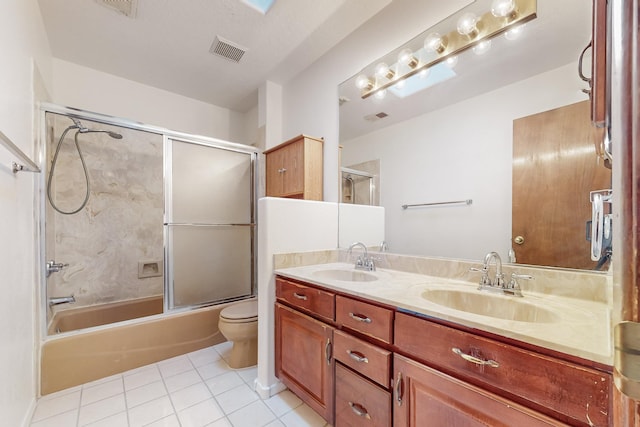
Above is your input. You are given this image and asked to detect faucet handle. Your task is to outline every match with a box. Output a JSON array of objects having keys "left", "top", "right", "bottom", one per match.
[
  {"left": 507, "top": 273, "right": 533, "bottom": 296},
  {"left": 469, "top": 267, "right": 491, "bottom": 286}
]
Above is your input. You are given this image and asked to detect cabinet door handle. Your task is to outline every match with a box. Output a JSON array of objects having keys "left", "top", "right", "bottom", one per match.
[
  {"left": 347, "top": 350, "right": 369, "bottom": 363},
  {"left": 452, "top": 347, "right": 500, "bottom": 368},
  {"left": 348, "top": 312, "right": 372, "bottom": 323},
  {"left": 395, "top": 371, "right": 404, "bottom": 406},
  {"left": 325, "top": 338, "right": 332, "bottom": 365},
  {"left": 348, "top": 402, "right": 371, "bottom": 419},
  {"left": 578, "top": 41, "right": 593, "bottom": 93},
  {"left": 292, "top": 292, "right": 307, "bottom": 301},
  {"left": 278, "top": 167, "right": 287, "bottom": 173}
]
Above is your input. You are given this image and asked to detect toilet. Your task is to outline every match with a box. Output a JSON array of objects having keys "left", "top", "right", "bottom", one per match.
[{"left": 218, "top": 299, "right": 258, "bottom": 369}]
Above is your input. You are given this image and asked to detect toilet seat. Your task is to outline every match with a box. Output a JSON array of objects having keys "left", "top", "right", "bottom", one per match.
[{"left": 220, "top": 300, "right": 257, "bottom": 323}]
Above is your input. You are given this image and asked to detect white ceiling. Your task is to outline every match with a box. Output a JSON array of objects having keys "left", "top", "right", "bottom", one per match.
[{"left": 37, "top": 0, "right": 391, "bottom": 112}]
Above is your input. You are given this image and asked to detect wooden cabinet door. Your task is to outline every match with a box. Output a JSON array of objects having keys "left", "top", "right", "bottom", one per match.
[
  {"left": 393, "top": 354, "right": 568, "bottom": 427},
  {"left": 282, "top": 139, "right": 304, "bottom": 196},
  {"left": 265, "top": 148, "right": 285, "bottom": 197},
  {"left": 275, "top": 303, "right": 334, "bottom": 424}
]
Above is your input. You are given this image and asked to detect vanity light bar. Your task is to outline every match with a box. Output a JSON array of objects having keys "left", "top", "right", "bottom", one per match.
[{"left": 359, "top": 0, "right": 537, "bottom": 99}]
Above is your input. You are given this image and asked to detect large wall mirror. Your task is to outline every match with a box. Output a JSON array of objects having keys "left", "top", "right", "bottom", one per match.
[{"left": 338, "top": 0, "right": 612, "bottom": 271}]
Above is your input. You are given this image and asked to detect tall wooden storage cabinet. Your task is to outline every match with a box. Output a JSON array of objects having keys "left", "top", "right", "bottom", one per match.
[{"left": 264, "top": 134, "right": 323, "bottom": 200}]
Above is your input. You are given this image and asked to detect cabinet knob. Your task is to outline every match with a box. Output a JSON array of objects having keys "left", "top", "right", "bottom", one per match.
[{"left": 514, "top": 235, "right": 525, "bottom": 245}]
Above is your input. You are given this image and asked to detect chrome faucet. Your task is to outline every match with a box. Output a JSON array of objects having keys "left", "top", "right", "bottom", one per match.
[
  {"left": 348, "top": 242, "right": 376, "bottom": 271},
  {"left": 484, "top": 251, "right": 505, "bottom": 288},
  {"left": 49, "top": 295, "right": 75, "bottom": 306},
  {"left": 470, "top": 251, "right": 527, "bottom": 297}
]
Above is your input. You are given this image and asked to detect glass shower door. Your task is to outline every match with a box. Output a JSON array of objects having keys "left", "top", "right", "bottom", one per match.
[{"left": 165, "top": 138, "right": 255, "bottom": 310}]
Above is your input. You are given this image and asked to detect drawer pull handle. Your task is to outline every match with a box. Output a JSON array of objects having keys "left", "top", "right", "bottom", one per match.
[
  {"left": 347, "top": 350, "right": 369, "bottom": 363},
  {"left": 452, "top": 348, "right": 500, "bottom": 368},
  {"left": 349, "top": 312, "right": 372, "bottom": 323},
  {"left": 293, "top": 292, "right": 307, "bottom": 301},
  {"left": 348, "top": 402, "right": 371, "bottom": 419}
]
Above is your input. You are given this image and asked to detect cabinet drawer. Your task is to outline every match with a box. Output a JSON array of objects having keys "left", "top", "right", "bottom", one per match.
[
  {"left": 276, "top": 277, "right": 334, "bottom": 322},
  {"left": 395, "top": 312, "right": 611, "bottom": 426},
  {"left": 335, "top": 364, "right": 391, "bottom": 427},
  {"left": 336, "top": 296, "right": 393, "bottom": 343},
  {"left": 334, "top": 330, "right": 391, "bottom": 388}
]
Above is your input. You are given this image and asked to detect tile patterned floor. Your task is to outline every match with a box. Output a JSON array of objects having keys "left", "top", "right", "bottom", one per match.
[{"left": 30, "top": 342, "right": 331, "bottom": 427}]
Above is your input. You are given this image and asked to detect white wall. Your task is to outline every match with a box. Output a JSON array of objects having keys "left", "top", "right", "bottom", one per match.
[
  {"left": 52, "top": 59, "right": 257, "bottom": 145},
  {"left": 256, "top": 197, "right": 339, "bottom": 398},
  {"left": 342, "top": 63, "right": 587, "bottom": 261},
  {"left": 0, "top": 0, "right": 52, "bottom": 425}
]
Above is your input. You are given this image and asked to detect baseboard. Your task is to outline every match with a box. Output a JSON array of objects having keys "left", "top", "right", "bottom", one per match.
[{"left": 255, "top": 378, "right": 286, "bottom": 399}]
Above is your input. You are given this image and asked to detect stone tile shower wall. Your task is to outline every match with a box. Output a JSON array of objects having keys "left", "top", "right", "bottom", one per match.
[{"left": 46, "top": 113, "right": 164, "bottom": 310}]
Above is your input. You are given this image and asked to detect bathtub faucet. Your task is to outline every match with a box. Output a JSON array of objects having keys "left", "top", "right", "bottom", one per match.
[
  {"left": 49, "top": 295, "right": 75, "bottom": 306},
  {"left": 46, "top": 260, "right": 69, "bottom": 277}
]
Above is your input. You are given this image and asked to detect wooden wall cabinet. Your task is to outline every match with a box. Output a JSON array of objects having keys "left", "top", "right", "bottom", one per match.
[
  {"left": 265, "top": 134, "right": 323, "bottom": 200},
  {"left": 590, "top": 0, "right": 608, "bottom": 128}
]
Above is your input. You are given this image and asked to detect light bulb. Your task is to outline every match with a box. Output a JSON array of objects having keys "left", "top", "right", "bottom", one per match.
[
  {"left": 419, "top": 68, "right": 431, "bottom": 78},
  {"left": 397, "top": 48, "right": 419, "bottom": 68},
  {"left": 375, "top": 62, "right": 395, "bottom": 80},
  {"left": 504, "top": 24, "right": 525, "bottom": 40},
  {"left": 424, "top": 33, "right": 446, "bottom": 54},
  {"left": 355, "top": 74, "right": 373, "bottom": 90},
  {"left": 491, "top": 0, "right": 516, "bottom": 18},
  {"left": 395, "top": 79, "right": 406, "bottom": 89},
  {"left": 457, "top": 12, "right": 479, "bottom": 37},
  {"left": 445, "top": 55, "right": 458, "bottom": 68},
  {"left": 374, "top": 89, "right": 387, "bottom": 100},
  {"left": 472, "top": 39, "right": 492, "bottom": 55}
]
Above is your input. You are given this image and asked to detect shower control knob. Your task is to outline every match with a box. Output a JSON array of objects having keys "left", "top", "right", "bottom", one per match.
[{"left": 514, "top": 235, "right": 525, "bottom": 245}]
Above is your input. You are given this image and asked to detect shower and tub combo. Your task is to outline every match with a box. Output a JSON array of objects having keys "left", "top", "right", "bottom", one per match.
[{"left": 39, "top": 104, "right": 259, "bottom": 394}]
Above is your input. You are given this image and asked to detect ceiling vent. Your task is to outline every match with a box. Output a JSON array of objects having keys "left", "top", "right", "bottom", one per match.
[
  {"left": 364, "top": 112, "right": 389, "bottom": 122},
  {"left": 210, "top": 36, "right": 248, "bottom": 63},
  {"left": 95, "top": 0, "right": 138, "bottom": 18}
]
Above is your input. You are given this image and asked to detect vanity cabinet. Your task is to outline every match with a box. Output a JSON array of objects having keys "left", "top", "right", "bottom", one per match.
[
  {"left": 274, "top": 276, "right": 612, "bottom": 426},
  {"left": 265, "top": 134, "right": 323, "bottom": 200},
  {"left": 275, "top": 303, "right": 334, "bottom": 423},
  {"left": 395, "top": 312, "right": 611, "bottom": 426},
  {"left": 333, "top": 296, "right": 393, "bottom": 427},
  {"left": 393, "top": 353, "right": 566, "bottom": 426}
]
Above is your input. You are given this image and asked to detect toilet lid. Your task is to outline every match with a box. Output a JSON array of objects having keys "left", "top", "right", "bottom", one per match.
[{"left": 220, "top": 300, "right": 258, "bottom": 321}]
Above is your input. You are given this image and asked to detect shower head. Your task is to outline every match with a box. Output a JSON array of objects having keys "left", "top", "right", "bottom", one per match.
[
  {"left": 70, "top": 118, "right": 123, "bottom": 139},
  {"left": 105, "top": 131, "right": 123, "bottom": 139}
]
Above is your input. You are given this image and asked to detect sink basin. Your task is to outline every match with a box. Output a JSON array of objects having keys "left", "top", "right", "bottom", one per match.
[
  {"left": 421, "top": 289, "right": 560, "bottom": 323},
  {"left": 311, "top": 269, "right": 378, "bottom": 282}
]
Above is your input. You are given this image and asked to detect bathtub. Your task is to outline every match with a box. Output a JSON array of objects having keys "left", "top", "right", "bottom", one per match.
[
  {"left": 40, "top": 300, "right": 235, "bottom": 395},
  {"left": 47, "top": 295, "right": 164, "bottom": 334}
]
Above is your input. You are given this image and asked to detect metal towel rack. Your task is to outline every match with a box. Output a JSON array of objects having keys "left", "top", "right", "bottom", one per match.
[
  {"left": 402, "top": 199, "right": 472, "bottom": 210},
  {"left": 0, "top": 130, "right": 40, "bottom": 173}
]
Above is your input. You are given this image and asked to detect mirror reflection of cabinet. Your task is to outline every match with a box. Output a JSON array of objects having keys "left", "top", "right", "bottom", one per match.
[{"left": 265, "top": 134, "right": 324, "bottom": 200}]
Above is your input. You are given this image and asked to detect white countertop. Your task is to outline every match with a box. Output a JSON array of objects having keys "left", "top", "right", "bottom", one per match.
[{"left": 274, "top": 262, "right": 613, "bottom": 366}]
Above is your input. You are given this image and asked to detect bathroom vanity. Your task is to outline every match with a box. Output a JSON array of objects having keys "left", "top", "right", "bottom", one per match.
[{"left": 274, "top": 263, "right": 612, "bottom": 426}]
